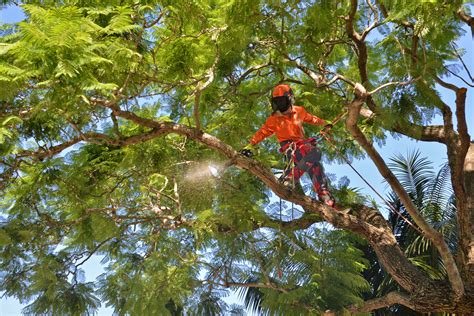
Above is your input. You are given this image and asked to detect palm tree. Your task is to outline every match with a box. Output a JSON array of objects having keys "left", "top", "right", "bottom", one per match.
[{"left": 362, "top": 150, "right": 457, "bottom": 315}]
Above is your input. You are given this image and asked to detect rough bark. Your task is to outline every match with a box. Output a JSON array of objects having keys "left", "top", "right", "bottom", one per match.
[
  {"left": 346, "top": 84, "right": 465, "bottom": 301},
  {"left": 462, "top": 143, "right": 474, "bottom": 287},
  {"left": 338, "top": 1, "right": 471, "bottom": 308}
]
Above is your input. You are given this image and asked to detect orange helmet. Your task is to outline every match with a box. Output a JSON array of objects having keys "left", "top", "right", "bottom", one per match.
[
  {"left": 271, "top": 84, "right": 294, "bottom": 112},
  {"left": 272, "top": 84, "right": 293, "bottom": 98}
]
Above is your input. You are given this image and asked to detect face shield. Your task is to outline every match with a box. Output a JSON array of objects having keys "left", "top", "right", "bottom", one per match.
[
  {"left": 271, "top": 96, "right": 292, "bottom": 113},
  {"left": 271, "top": 84, "right": 294, "bottom": 113}
]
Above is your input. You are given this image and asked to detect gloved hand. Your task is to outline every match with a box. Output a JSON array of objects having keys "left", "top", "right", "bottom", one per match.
[
  {"left": 239, "top": 144, "right": 256, "bottom": 158},
  {"left": 322, "top": 123, "right": 333, "bottom": 133}
]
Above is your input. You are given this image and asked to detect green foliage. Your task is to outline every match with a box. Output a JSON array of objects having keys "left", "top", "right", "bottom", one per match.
[
  {"left": 237, "top": 228, "right": 369, "bottom": 314},
  {"left": 0, "top": 1, "right": 469, "bottom": 314},
  {"left": 0, "top": 115, "right": 21, "bottom": 154}
]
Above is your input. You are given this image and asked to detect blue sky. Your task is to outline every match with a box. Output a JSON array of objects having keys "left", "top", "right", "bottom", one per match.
[{"left": 1, "top": 3, "right": 473, "bottom": 315}]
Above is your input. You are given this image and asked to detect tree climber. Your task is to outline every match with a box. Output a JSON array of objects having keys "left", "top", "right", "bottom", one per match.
[{"left": 241, "top": 84, "right": 336, "bottom": 207}]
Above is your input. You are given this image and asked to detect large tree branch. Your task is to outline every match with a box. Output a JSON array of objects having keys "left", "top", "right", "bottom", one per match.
[
  {"left": 434, "top": 75, "right": 460, "bottom": 93},
  {"left": 431, "top": 80, "right": 472, "bottom": 282},
  {"left": 457, "top": 8, "right": 474, "bottom": 37},
  {"left": 421, "top": 79, "right": 470, "bottom": 203},
  {"left": 358, "top": 107, "right": 446, "bottom": 142},
  {"left": 455, "top": 88, "right": 470, "bottom": 160},
  {"left": 99, "top": 103, "right": 444, "bottom": 295},
  {"left": 462, "top": 143, "right": 474, "bottom": 284},
  {"left": 350, "top": 291, "right": 416, "bottom": 313},
  {"left": 346, "top": 0, "right": 369, "bottom": 84},
  {"left": 453, "top": 87, "right": 472, "bottom": 286},
  {"left": 346, "top": 83, "right": 465, "bottom": 301}
]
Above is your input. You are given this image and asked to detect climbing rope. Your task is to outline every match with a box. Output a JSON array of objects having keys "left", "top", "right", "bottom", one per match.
[
  {"left": 273, "top": 108, "right": 425, "bottom": 266},
  {"left": 319, "top": 126, "right": 424, "bottom": 235},
  {"left": 278, "top": 109, "right": 423, "bottom": 234}
]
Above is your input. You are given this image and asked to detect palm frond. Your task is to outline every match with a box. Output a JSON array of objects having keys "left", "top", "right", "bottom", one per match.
[
  {"left": 388, "top": 150, "right": 434, "bottom": 207},
  {"left": 408, "top": 256, "right": 445, "bottom": 280},
  {"left": 369, "top": 152, "right": 458, "bottom": 305},
  {"left": 236, "top": 277, "right": 265, "bottom": 315},
  {"left": 427, "top": 162, "right": 452, "bottom": 208},
  {"left": 190, "top": 292, "right": 229, "bottom": 316}
]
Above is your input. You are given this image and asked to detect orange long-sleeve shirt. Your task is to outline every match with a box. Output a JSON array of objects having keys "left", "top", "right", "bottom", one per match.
[{"left": 250, "top": 106, "right": 326, "bottom": 145}]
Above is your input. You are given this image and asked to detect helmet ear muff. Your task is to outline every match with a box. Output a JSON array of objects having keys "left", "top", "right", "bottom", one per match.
[{"left": 284, "top": 88, "right": 294, "bottom": 106}]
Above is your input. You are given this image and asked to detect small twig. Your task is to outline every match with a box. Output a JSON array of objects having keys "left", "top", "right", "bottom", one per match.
[
  {"left": 444, "top": 66, "right": 474, "bottom": 88},
  {"left": 110, "top": 112, "right": 123, "bottom": 138},
  {"left": 368, "top": 76, "right": 421, "bottom": 95},
  {"left": 74, "top": 237, "right": 114, "bottom": 269},
  {"left": 144, "top": 10, "right": 165, "bottom": 28},
  {"left": 361, "top": 0, "right": 382, "bottom": 40}
]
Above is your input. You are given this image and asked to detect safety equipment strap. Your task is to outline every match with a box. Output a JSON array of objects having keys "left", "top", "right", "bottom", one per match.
[{"left": 320, "top": 133, "right": 423, "bottom": 235}]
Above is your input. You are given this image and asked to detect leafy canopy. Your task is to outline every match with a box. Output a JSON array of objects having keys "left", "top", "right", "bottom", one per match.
[{"left": 0, "top": 0, "right": 469, "bottom": 314}]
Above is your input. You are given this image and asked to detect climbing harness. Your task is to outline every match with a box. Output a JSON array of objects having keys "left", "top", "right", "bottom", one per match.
[
  {"left": 278, "top": 110, "right": 348, "bottom": 195},
  {"left": 277, "top": 109, "right": 423, "bottom": 234}
]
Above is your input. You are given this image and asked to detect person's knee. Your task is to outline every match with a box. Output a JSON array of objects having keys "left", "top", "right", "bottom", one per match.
[{"left": 307, "top": 148, "right": 321, "bottom": 162}]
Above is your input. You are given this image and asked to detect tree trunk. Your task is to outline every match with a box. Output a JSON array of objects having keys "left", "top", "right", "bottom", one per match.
[{"left": 461, "top": 143, "right": 474, "bottom": 287}]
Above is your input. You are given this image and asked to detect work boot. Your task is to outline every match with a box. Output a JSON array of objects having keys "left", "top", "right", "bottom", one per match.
[{"left": 318, "top": 190, "right": 336, "bottom": 208}]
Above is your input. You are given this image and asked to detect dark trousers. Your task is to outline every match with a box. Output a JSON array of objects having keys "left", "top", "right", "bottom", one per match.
[{"left": 280, "top": 140, "right": 330, "bottom": 197}]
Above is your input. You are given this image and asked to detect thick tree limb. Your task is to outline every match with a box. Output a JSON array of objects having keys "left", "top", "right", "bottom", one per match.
[
  {"left": 454, "top": 88, "right": 473, "bottom": 287},
  {"left": 346, "top": 83, "right": 465, "bottom": 301},
  {"left": 350, "top": 291, "right": 415, "bottom": 312},
  {"left": 462, "top": 143, "right": 474, "bottom": 284},
  {"left": 346, "top": 0, "right": 369, "bottom": 84},
  {"left": 457, "top": 8, "right": 474, "bottom": 37},
  {"left": 432, "top": 80, "right": 472, "bottom": 287},
  {"left": 358, "top": 107, "right": 446, "bottom": 142},
  {"left": 434, "top": 75, "right": 460, "bottom": 93},
  {"left": 455, "top": 88, "right": 470, "bottom": 159}
]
